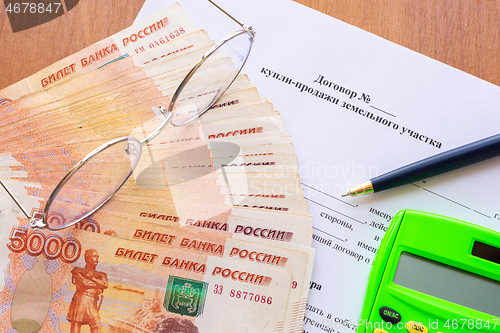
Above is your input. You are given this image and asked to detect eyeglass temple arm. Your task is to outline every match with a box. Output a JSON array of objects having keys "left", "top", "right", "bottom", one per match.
[
  {"left": 208, "top": 0, "right": 246, "bottom": 28},
  {"left": 0, "top": 177, "right": 32, "bottom": 219}
]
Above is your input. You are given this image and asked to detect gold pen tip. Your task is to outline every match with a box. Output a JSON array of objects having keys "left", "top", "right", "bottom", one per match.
[{"left": 342, "top": 181, "right": 374, "bottom": 197}]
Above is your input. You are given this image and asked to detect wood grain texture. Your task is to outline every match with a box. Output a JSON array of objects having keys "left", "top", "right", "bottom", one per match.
[
  {"left": 0, "top": 0, "right": 145, "bottom": 90},
  {"left": 1, "top": 0, "right": 499, "bottom": 90}
]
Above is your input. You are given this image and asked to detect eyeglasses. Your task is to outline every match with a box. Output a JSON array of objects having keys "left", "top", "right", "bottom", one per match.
[{"left": 0, "top": 0, "right": 255, "bottom": 231}]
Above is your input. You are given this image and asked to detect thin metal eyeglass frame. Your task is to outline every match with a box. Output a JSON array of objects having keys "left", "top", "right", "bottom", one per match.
[{"left": 0, "top": 1, "right": 255, "bottom": 231}]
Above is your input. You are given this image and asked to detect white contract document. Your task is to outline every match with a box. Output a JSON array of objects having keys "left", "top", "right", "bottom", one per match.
[{"left": 137, "top": 1, "right": 500, "bottom": 332}]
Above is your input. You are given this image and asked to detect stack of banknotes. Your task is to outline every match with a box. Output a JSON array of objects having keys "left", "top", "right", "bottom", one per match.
[{"left": 0, "top": 3, "right": 314, "bottom": 333}]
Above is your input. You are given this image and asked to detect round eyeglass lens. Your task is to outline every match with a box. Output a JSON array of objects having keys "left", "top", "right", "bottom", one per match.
[
  {"left": 44, "top": 137, "right": 142, "bottom": 230},
  {"left": 169, "top": 30, "right": 253, "bottom": 126}
]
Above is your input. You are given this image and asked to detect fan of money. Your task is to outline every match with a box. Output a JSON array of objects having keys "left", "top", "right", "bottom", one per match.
[
  {"left": 0, "top": 1, "right": 314, "bottom": 333},
  {"left": 1, "top": 0, "right": 254, "bottom": 231}
]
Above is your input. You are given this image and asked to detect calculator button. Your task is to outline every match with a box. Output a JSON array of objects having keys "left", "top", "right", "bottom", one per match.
[
  {"left": 379, "top": 306, "right": 401, "bottom": 323},
  {"left": 373, "top": 329, "right": 389, "bottom": 333},
  {"left": 405, "top": 321, "right": 428, "bottom": 333}
]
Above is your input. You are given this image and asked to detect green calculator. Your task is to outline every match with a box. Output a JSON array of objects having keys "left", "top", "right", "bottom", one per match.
[{"left": 357, "top": 210, "right": 500, "bottom": 333}]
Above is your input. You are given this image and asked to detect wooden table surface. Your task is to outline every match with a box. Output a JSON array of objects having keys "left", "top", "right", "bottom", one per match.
[{"left": 1, "top": 0, "right": 499, "bottom": 90}]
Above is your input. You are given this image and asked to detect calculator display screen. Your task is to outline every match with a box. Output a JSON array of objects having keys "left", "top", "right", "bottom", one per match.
[
  {"left": 393, "top": 252, "right": 500, "bottom": 317},
  {"left": 472, "top": 241, "right": 500, "bottom": 265}
]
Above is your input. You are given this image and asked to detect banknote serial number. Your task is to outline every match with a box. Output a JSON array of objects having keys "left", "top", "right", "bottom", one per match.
[
  {"left": 6, "top": 2, "right": 62, "bottom": 14},
  {"left": 213, "top": 284, "right": 273, "bottom": 304}
]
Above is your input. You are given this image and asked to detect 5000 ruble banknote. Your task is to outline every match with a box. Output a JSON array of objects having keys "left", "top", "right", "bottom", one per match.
[{"left": 1, "top": 228, "right": 292, "bottom": 333}]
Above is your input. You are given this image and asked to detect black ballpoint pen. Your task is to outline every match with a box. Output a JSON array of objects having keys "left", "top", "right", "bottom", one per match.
[{"left": 342, "top": 132, "right": 500, "bottom": 197}]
